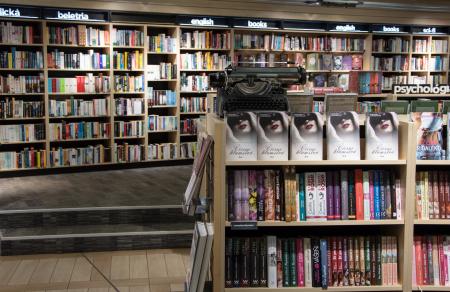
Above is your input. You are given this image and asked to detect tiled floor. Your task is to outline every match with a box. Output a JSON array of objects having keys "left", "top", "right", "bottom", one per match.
[{"left": 0, "top": 248, "right": 189, "bottom": 292}]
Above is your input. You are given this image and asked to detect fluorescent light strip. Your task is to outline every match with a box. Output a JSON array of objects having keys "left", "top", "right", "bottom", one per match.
[
  {"left": 330, "top": 29, "right": 368, "bottom": 32},
  {"left": 180, "top": 23, "right": 229, "bottom": 28},
  {"left": 283, "top": 27, "right": 326, "bottom": 31},
  {"left": 45, "top": 17, "right": 105, "bottom": 22},
  {"left": 234, "top": 25, "right": 279, "bottom": 30}
]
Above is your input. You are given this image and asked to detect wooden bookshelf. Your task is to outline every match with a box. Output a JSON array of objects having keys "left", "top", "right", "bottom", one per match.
[{"left": 225, "top": 286, "right": 403, "bottom": 292}]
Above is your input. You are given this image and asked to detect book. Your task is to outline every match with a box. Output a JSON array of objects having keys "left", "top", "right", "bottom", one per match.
[
  {"left": 290, "top": 113, "right": 323, "bottom": 160},
  {"left": 304, "top": 238, "right": 313, "bottom": 287},
  {"left": 342, "top": 55, "right": 353, "bottom": 70},
  {"left": 226, "top": 112, "right": 258, "bottom": 161},
  {"left": 197, "top": 223, "right": 214, "bottom": 292},
  {"left": 333, "top": 55, "right": 343, "bottom": 70},
  {"left": 187, "top": 222, "right": 208, "bottom": 292},
  {"left": 315, "top": 172, "right": 328, "bottom": 221},
  {"left": 320, "top": 239, "right": 328, "bottom": 288},
  {"left": 410, "top": 112, "right": 443, "bottom": 160},
  {"left": 267, "top": 236, "right": 277, "bottom": 288},
  {"left": 327, "top": 111, "right": 361, "bottom": 160},
  {"left": 312, "top": 238, "right": 322, "bottom": 287},
  {"left": 365, "top": 112, "right": 399, "bottom": 160},
  {"left": 322, "top": 54, "right": 333, "bottom": 70},
  {"left": 257, "top": 112, "right": 289, "bottom": 160},
  {"left": 352, "top": 55, "right": 363, "bottom": 70},
  {"left": 307, "top": 53, "right": 319, "bottom": 70}
]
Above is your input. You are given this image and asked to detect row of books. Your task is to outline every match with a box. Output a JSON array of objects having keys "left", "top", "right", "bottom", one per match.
[
  {"left": 371, "top": 56, "right": 409, "bottom": 71},
  {"left": 0, "top": 49, "right": 44, "bottom": 69},
  {"left": 0, "top": 22, "right": 38, "bottom": 45},
  {"left": 47, "top": 50, "right": 109, "bottom": 70},
  {"left": 180, "top": 141, "right": 197, "bottom": 159},
  {"left": 47, "top": 25, "right": 109, "bottom": 46},
  {"left": 226, "top": 235, "right": 398, "bottom": 288},
  {"left": 180, "top": 73, "right": 210, "bottom": 92},
  {"left": 111, "top": 29, "right": 144, "bottom": 47},
  {"left": 306, "top": 54, "right": 363, "bottom": 71},
  {"left": 148, "top": 34, "right": 177, "bottom": 53},
  {"left": 413, "top": 235, "right": 450, "bottom": 286},
  {"left": 415, "top": 171, "right": 450, "bottom": 220},
  {"left": 148, "top": 88, "right": 176, "bottom": 106},
  {"left": 113, "top": 51, "right": 144, "bottom": 70},
  {"left": 0, "top": 123, "right": 45, "bottom": 142},
  {"left": 0, "top": 99, "right": 44, "bottom": 119},
  {"left": 372, "top": 37, "right": 409, "bottom": 53},
  {"left": 148, "top": 115, "right": 178, "bottom": 131},
  {"left": 147, "top": 63, "right": 177, "bottom": 80},
  {"left": 233, "top": 53, "right": 290, "bottom": 69},
  {"left": 49, "top": 98, "right": 108, "bottom": 117},
  {"left": 112, "top": 143, "right": 145, "bottom": 163},
  {"left": 115, "top": 98, "right": 144, "bottom": 116},
  {"left": 113, "top": 74, "right": 144, "bottom": 93},
  {"left": 227, "top": 168, "right": 401, "bottom": 222},
  {"left": 49, "top": 144, "right": 109, "bottom": 167},
  {"left": 180, "top": 52, "right": 231, "bottom": 70},
  {"left": 356, "top": 72, "right": 382, "bottom": 94},
  {"left": 429, "top": 56, "right": 448, "bottom": 71},
  {"left": 180, "top": 31, "right": 231, "bottom": 50},
  {"left": 431, "top": 75, "right": 446, "bottom": 85},
  {"left": 114, "top": 120, "right": 144, "bottom": 137},
  {"left": 356, "top": 101, "right": 381, "bottom": 114},
  {"left": 180, "top": 118, "right": 198, "bottom": 135},
  {"left": 431, "top": 39, "right": 448, "bottom": 53},
  {"left": 0, "top": 148, "right": 46, "bottom": 170},
  {"left": 48, "top": 122, "right": 110, "bottom": 141},
  {"left": 310, "top": 74, "right": 349, "bottom": 91},
  {"left": 410, "top": 75, "right": 427, "bottom": 84},
  {"left": 148, "top": 143, "right": 178, "bottom": 160},
  {"left": 413, "top": 39, "right": 428, "bottom": 53},
  {"left": 0, "top": 74, "right": 44, "bottom": 94},
  {"left": 48, "top": 75, "right": 110, "bottom": 94},
  {"left": 411, "top": 56, "right": 428, "bottom": 71},
  {"left": 180, "top": 97, "right": 206, "bottom": 113},
  {"left": 382, "top": 75, "right": 407, "bottom": 90}
]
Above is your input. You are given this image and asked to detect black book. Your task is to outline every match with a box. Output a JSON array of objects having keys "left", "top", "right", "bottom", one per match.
[
  {"left": 390, "top": 172, "right": 397, "bottom": 219},
  {"left": 312, "top": 238, "right": 322, "bottom": 287},
  {"left": 370, "top": 237, "right": 377, "bottom": 286},
  {"left": 225, "top": 238, "right": 233, "bottom": 288},
  {"left": 259, "top": 237, "right": 268, "bottom": 287},
  {"left": 241, "top": 238, "right": 250, "bottom": 287},
  {"left": 282, "top": 239, "right": 290, "bottom": 287},
  {"left": 228, "top": 171, "right": 235, "bottom": 221},
  {"left": 233, "top": 238, "right": 241, "bottom": 287},
  {"left": 376, "top": 236, "right": 382, "bottom": 285},
  {"left": 250, "top": 238, "right": 260, "bottom": 287},
  {"left": 289, "top": 239, "right": 297, "bottom": 287}
]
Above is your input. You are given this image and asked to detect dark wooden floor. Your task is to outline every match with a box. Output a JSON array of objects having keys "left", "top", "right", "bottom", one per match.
[{"left": 0, "top": 165, "right": 192, "bottom": 210}]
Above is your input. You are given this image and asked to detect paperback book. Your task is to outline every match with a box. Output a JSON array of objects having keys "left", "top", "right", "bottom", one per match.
[
  {"left": 365, "top": 112, "right": 399, "bottom": 160},
  {"left": 257, "top": 112, "right": 289, "bottom": 160},
  {"left": 290, "top": 113, "right": 324, "bottom": 160},
  {"left": 410, "top": 112, "right": 443, "bottom": 160},
  {"left": 225, "top": 112, "right": 258, "bottom": 161},
  {"left": 327, "top": 111, "right": 360, "bottom": 160}
]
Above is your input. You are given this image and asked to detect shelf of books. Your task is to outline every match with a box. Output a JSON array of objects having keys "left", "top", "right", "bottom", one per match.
[{"left": 207, "top": 109, "right": 415, "bottom": 292}]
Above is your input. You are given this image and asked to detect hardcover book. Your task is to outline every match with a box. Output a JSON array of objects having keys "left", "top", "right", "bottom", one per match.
[
  {"left": 322, "top": 54, "right": 333, "bottom": 70},
  {"left": 410, "top": 112, "right": 443, "bottom": 160},
  {"left": 290, "top": 113, "right": 324, "bottom": 160},
  {"left": 352, "top": 55, "right": 363, "bottom": 70},
  {"left": 226, "top": 112, "right": 257, "bottom": 161},
  {"left": 257, "top": 112, "right": 289, "bottom": 160},
  {"left": 327, "top": 111, "right": 361, "bottom": 160},
  {"left": 307, "top": 53, "right": 319, "bottom": 70},
  {"left": 333, "top": 55, "right": 343, "bottom": 70},
  {"left": 342, "top": 55, "right": 353, "bottom": 70},
  {"left": 314, "top": 74, "right": 326, "bottom": 87},
  {"left": 365, "top": 112, "right": 399, "bottom": 160}
]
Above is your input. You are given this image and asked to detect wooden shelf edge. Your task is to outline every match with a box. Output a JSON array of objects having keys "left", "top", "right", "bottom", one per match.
[
  {"left": 224, "top": 286, "right": 403, "bottom": 292},
  {"left": 414, "top": 219, "right": 450, "bottom": 225},
  {"left": 412, "top": 286, "right": 450, "bottom": 291},
  {"left": 416, "top": 160, "right": 450, "bottom": 165},
  {"left": 226, "top": 220, "right": 404, "bottom": 227},
  {"left": 225, "top": 160, "right": 407, "bottom": 166}
]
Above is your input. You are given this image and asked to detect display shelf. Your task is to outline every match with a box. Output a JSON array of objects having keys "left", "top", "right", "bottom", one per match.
[
  {"left": 180, "top": 91, "right": 216, "bottom": 94},
  {"left": 416, "top": 160, "right": 450, "bottom": 165},
  {"left": 414, "top": 219, "right": 450, "bottom": 225},
  {"left": 179, "top": 69, "right": 224, "bottom": 72},
  {"left": 0, "top": 117, "right": 45, "bottom": 121},
  {"left": 47, "top": 69, "right": 111, "bottom": 72},
  {"left": 147, "top": 52, "right": 178, "bottom": 55},
  {"left": 180, "top": 112, "right": 206, "bottom": 115},
  {"left": 112, "top": 46, "right": 145, "bottom": 49},
  {"left": 114, "top": 114, "right": 146, "bottom": 118},
  {"left": 46, "top": 44, "right": 110, "bottom": 48},
  {"left": 412, "top": 287, "right": 450, "bottom": 291},
  {"left": 0, "top": 140, "right": 46, "bottom": 145},
  {"left": 113, "top": 92, "right": 145, "bottom": 94},
  {"left": 148, "top": 105, "right": 177, "bottom": 108},
  {"left": 225, "top": 219, "right": 404, "bottom": 227},
  {"left": 49, "top": 162, "right": 114, "bottom": 169},
  {"left": 0, "top": 167, "right": 43, "bottom": 172},
  {"left": 180, "top": 133, "right": 197, "bottom": 136},
  {"left": 114, "top": 136, "right": 146, "bottom": 139},
  {"left": 0, "top": 68, "right": 43, "bottom": 71},
  {"left": 0, "top": 43, "right": 43, "bottom": 47},
  {"left": 225, "top": 159, "right": 407, "bottom": 166},
  {"left": 180, "top": 48, "right": 230, "bottom": 51},
  {"left": 50, "top": 138, "right": 110, "bottom": 142},
  {"left": 148, "top": 130, "right": 178, "bottom": 133},
  {"left": 224, "top": 286, "right": 403, "bottom": 292},
  {"left": 0, "top": 93, "right": 45, "bottom": 96},
  {"left": 49, "top": 116, "right": 110, "bottom": 119},
  {"left": 147, "top": 79, "right": 177, "bottom": 82},
  {"left": 371, "top": 51, "right": 410, "bottom": 55},
  {"left": 113, "top": 69, "right": 145, "bottom": 72},
  {"left": 48, "top": 93, "right": 111, "bottom": 96}
]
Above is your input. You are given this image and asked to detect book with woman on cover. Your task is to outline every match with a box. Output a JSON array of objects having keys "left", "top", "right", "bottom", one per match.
[
  {"left": 291, "top": 112, "right": 324, "bottom": 160},
  {"left": 257, "top": 111, "right": 289, "bottom": 160},
  {"left": 365, "top": 112, "right": 399, "bottom": 160},
  {"left": 226, "top": 112, "right": 257, "bottom": 161},
  {"left": 410, "top": 112, "right": 443, "bottom": 160},
  {"left": 327, "top": 111, "right": 360, "bottom": 160}
]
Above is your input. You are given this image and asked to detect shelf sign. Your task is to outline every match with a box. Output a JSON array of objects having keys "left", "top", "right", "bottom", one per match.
[
  {"left": 412, "top": 26, "right": 447, "bottom": 34},
  {"left": 230, "top": 221, "right": 258, "bottom": 231},
  {"left": 328, "top": 23, "right": 369, "bottom": 32},
  {"left": 0, "top": 5, "right": 40, "bottom": 19},
  {"left": 176, "top": 15, "right": 229, "bottom": 27},
  {"left": 43, "top": 8, "right": 108, "bottom": 22},
  {"left": 372, "top": 24, "right": 409, "bottom": 34},
  {"left": 393, "top": 84, "right": 450, "bottom": 95},
  {"left": 282, "top": 20, "right": 326, "bottom": 31},
  {"left": 233, "top": 18, "right": 280, "bottom": 29}
]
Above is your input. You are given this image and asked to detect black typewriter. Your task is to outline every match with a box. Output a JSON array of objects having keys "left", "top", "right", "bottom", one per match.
[{"left": 210, "top": 65, "right": 307, "bottom": 117}]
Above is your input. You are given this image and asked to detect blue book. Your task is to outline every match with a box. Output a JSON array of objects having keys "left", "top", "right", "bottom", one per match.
[
  {"left": 379, "top": 171, "right": 386, "bottom": 219},
  {"left": 373, "top": 171, "right": 381, "bottom": 219},
  {"left": 298, "top": 173, "right": 306, "bottom": 221},
  {"left": 320, "top": 239, "right": 328, "bottom": 289}
]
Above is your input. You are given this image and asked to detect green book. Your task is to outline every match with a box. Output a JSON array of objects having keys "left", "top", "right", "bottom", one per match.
[
  {"left": 442, "top": 100, "right": 450, "bottom": 114},
  {"left": 410, "top": 100, "right": 439, "bottom": 112},
  {"left": 380, "top": 100, "right": 409, "bottom": 114},
  {"left": 298, "top": 173, "right": 306, "bottom": 221},
  {"left": 282, "top": 239, "right": 290, "bottom": 287},
  {"left": 289, "top": 239, "right": 297, "bottom": 287}
]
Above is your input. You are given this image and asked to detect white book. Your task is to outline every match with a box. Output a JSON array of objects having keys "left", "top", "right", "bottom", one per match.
[
  {"left": 303, "top": 238, "right": 312, "bottom": 287},
  {"left": 365, "top": 112, "right": 399, "bottom": 160},
  {"left": 197, "top": 223, "right": 214, "bottom": 292},
  {"left": 363, "top": 171, "right": 370, "bottom": 220},
  {"left": 304, "top": 172, "right": 316, "bottom": 221},
  {"left": 327, "top": 111, "right": 360, "bottom": 160},
  {"left": 432, "top": 236, "right": 439, "bottom": 286},
  {"left": 315, "top": 172, "right": 327, "bottom": 221},
  {"left": 267, "top": 235, "right": 277, "bottom": 288},
  {"left": 290, "top": 113, "right": 323, "bottom": 160},
  {"left": 225, "top": 112, "right": 257, "bottom": 161},
  {"left": 257, "top": 112, "right": 289, "bottom": 160},
  {"left": 187, "top": 222, "right": 208, "bottom": 292},
  {"left": 295, "top": 173, "right": 300, "bottom": 221}
]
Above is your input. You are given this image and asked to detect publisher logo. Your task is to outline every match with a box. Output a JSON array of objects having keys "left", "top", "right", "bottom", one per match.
[
  {"left": 57, "top": 11, "right": 89, "bottom": 20},
  {"left": 190, "top": 18, "right": 214, "bottom": 26},
  {"left": 393, "top": 84, "right": 450, "bottom": 95},
  {"left": 0, "top": 8, "right": 20, "bottom": 17},
  {"left": 247, "top": 20, "right": 267, "bottom": 29}
]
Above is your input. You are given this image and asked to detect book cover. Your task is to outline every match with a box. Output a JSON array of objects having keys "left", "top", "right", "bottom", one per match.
[
  {"left": 248, "top": 170, "right": 258, "bottom": 221},
  {"left": 365, "top": 112, "right": 399, "bottom": 160},
  {"left": 228, "top": 172, "right": 235, "bottom": 221},
  {"left": 225, "top": 238, "right": 233, "bottom": 287},
  {"left": 410, "top": 112, "right": 443, "bottom": 160},
  {"left": 312, "top": 238, "right": 322, "bottom": 287},
  {"left": 337, "top": 237, "right": 344, "bottom": 286},
  {"left": 240, "top": 238, "right": 250, "bottom": 287},
  {"left": 296, "top": 238, "right": 305, "bottom": 287},
  {"left": 379, "top": 171, "right": 386, "bottom": 219},
  {"left": 342, "top": 55, "right": 352, "bottom": 70},
  {"left": 305, "top": 172, "right": 316, "bottom": 221},
  {"left": 340, "top": 170, "right": 349, "bottom": 220},
  {"left": 197, "top": 223, "right": 214, "bottom": 292},
  {"left": 298, "top": 173, "right": 306, "bottom": 221},
  {"left": 432, "top": 171, "right": 440, "bottom": 219},
  {"left": 439, "top": 171, "right": 446, "bottom": 219},
  {"left": 348, "top": 237, "right": 355, "bottom": 286},
  {"left": 307, "top": 53, "right": 319, "bottom": 70},
  {"left": 328, "top": 74, "right": 339, "bottom": 87},
  {"left": 275, "top": 171, "right": 282, "bottom": 221},
  {"left": 326, "top": 171, "right": 335, "bottom": 220},
  {"left": 267, "top": 236, "right": 277, "bottom": 288},
  {"left": 354, "top": 238, "right": 361, "bottom": 286},
  {"left": 322, "top": 54, "right": 333, "bottom": 70},
  {"left": 234, "top": 170, "right": 243, "bottom": 221},
  {"left": 320, "top": 239, "right": 329, "bottom": 288},
  {"left": 289, "top": 239, "right": 298, "bottom": 286},
  {"left": 352, "top": 55, "right": 363, "bottom": 70},
  {"left": 327, "top": 111, "right": 360, "bottom": 160},
  {"left": 264, "top": 170, "right": 275, "bottom": 221},
  {"left": 282, "top": 239, "right": 290, "bottom": 287},
  {"left": 314, "top": 74, "right": 326, "bottom": 88},
  {"left": 260, "top": 238, "right": 268, "bottom": 286},
  {"left": 315, "top": 172, "right": 328, "bottom": 221},
  {"left": 391, "top": 172, "right": 398, "bottom": 220},
  {"left": 374, "top": 171, "right": 381, "bottom": 220},
  {"left": 226, "top": 112, "right": 257, "bottom": 161},
  {"left": 304, "top": 238, "right": 313, "bottom": 287},
  {"left": 359, "top": 236, "right": 366, "bottom": 286},
  {"left": 333, "top": 55, "right": 343, "bottom": 70},
  {"left": 343, "top": 238, "right": 349, "bottom": 286},
  {"left": 338, "top": 74, "right": 350, "bottom": 92},
  {"left": 384, "top": 171, "right": 392, "bottom": 219},
  {"left": 257, "top": 112, "right": 289, "bottom": 160},
  {"left": 363, "top": 171, "right": 370, "bottom": 220},
  {"left": 257, "top": 171, "right": 265, "bottom": 221},
  {"left": 241, "top": 170, "right": 250, "bottom": 221},
  {"left": 290, "top": 113, "right": 323, "bottom": 160},
  {"left": 355, "top": 169, "right": 364, "bottom": 220},
  {"left": 369, "top": 170, "right": 375, "bottom": 220}
]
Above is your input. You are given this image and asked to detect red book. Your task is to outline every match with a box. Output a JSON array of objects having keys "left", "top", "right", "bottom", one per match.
[
  {"left": 337, "top": 237, "right": 343, "bottom": 286},
  {"left": 332, "top": 237, "right": 338, "bottom": 286},
  {"left": 422, "top": 239, "right": 429, "bottom": 285},
  {"left": 296, "top": 238, "right": 305, "bottom": 287},
  {"left": 76, "top": 76, "right": 82, "bottom": 93},
  {"left": 439, "top": 172, "right": 446, "bottom": 219},
  {"left": 445, "top": 172, "right": 450, "bottom": 219},
  {"left": 369, "top": 171, "right": 375, "bottom": 220},
  {"left": 415, "top": 236, "right": 423, "bottom": 285},
  {"left": 433, "top": 171, "right": 440, "bottom": 219},
  {"left": 51, "top": 78, "right": 56, "bottom": 93},
  {"left": 327, "top": 238, "right": 333, "bottom": 286},
  {"left": 354, "top": 169, "right": 364, "bottom": 220},
  {"left": 439, "top": 235, "right": 446, "bottom": 286}
]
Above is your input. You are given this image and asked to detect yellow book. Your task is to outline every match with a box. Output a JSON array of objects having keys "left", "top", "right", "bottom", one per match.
[
  {"left": 124, "top": 51, "right": 128, "bottom": 69},
  {"left": 37, "top": 151, "right": 40, "bottom": 168},
  {"left": 8, "top": 52, "right": 12, "bottom": 68}
]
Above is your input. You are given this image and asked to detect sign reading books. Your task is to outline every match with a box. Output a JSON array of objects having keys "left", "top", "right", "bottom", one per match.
[
  {"left": 257, "top": 112, "right": 289, "bottom": 160},
  {"left": 233, "top": 18, "right": 280, "bottom": 29},
  {"left": 225, "top": 112, "right": 257, "bottom": 161},
  {"left": 410, "top": 112, "right": 444, "bottom": 160},
  {"left": 290, "top": 113, "right": 324, "bottom": 160},
  {"left": 327, "top": 23, "right": 369, "bottom": 32},
  {"left": 393, "top": 84, "right": 450, "bottom": 95},
  {"left": 365, "top": 112, "right": 399, "bottom": 160},
  {"left": 411, "top": 26, "right": 447, "bottom": 35},
  {"left": 282, "top": 20, "right": 326, "bottom": 31},
  {"left": 0, "top": 5, "right": 40, "bottom": 19},
  {"left": 176, "top": 15, "right": 229, "bottom": 27},
  {"left": 371, "top": 24, "right": 409, "bottom": 34},
  {"left": 43, "top": 8, "right": 108, "bottom": 22},
  {"left": 327, "top": 111, "right": 361, "bottom": 160}
]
